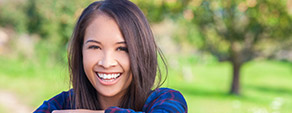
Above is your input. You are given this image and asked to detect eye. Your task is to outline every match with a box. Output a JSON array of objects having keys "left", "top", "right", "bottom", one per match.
[
  {"left": 117, "top": 47, "right": 128, "bottom": 52},
  {"left": 88, "top": 45, "right": 101, "bottom": 50}
]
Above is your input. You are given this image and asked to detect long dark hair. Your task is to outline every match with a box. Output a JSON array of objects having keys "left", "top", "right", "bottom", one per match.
[{"left": 68, "top": 0, "right": 167, "bottom": 111}]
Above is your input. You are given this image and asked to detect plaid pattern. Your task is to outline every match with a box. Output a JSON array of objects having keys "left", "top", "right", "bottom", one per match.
[{"left": 34, "top": 88, "right": 187, "bottom": 113}]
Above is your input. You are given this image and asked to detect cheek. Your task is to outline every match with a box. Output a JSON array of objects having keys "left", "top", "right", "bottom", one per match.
[
  {"left": 114, "top": 53, "right": 130, "bottom": 71},
  {"left": 82, "top": 50, "right": 100, "bottom": 72}
]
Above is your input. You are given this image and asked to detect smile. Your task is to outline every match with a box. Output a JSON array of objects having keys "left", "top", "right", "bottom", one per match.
[{"left": 96, "top": 72, "right": 122, "bottom": 82}]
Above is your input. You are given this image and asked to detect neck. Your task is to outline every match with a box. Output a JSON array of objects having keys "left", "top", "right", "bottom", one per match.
[
  {"left": 98, "top": 90, "right": 127, "bottom": 110},
  {"left": 99, "top": 96, "right": 120, "bottom": 109}
]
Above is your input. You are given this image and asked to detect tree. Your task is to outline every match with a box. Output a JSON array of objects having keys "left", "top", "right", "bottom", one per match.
[
  {"left": 135, "top": 0, "right": 292, "bottom": 95},
  {"left": 188, "top": 0, "right": 292, "bottom": 95}
]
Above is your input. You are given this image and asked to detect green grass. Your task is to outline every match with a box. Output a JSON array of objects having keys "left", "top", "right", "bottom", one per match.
[
  {"left": 0, "top": 56, "right": 291, "bottom": 113},
  {"left": 163, "top": 60, "right": 292, "bottom": 113},
  {"left": 0, "top": 105, "right": 8, "bottom": 113},
  {"left": 0, "top": 57, "right": 69, "bottom": 108}
]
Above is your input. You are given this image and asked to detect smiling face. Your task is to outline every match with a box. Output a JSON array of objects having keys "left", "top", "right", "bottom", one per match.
[{"left": 82, "top": 14, "right": 132, "bottom": 100}]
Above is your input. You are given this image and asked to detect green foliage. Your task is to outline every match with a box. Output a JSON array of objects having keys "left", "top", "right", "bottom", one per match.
[
  {"left": 133, "top": 0, "right": 166, "bottom": 22},
  {"left": 0, "top": 1, "right": 28, "bottom": 32},
  {"left": 24, "top": 0, "right": 80, "bottom": 46},
  {"left": 133, "top": 0, "right": 188, "bottom": 22},
  {"left": 0, "top": 0, "right": 97, "bottom": 59},
  {"left": 189, "top": 0, "right": 292, "bottom": 60}
]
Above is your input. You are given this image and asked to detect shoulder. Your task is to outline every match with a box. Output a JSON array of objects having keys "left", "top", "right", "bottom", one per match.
[
  {"left": 152, "top": 88, "right": 181, "bottom": 95},
  {"left": 147, "top": 88, "right": 186, "bottom": 102},
  {"left": 33, "top": 89, "right": 73, "bottom": 113},
  {"left": 143, "top": 88, "right": 188, "bottom": 113},
  {"left": 147, "top": 88, "right": 184, "bottom": 100}
]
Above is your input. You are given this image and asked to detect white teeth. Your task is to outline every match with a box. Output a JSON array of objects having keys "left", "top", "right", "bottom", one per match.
[{"left": 98, "top": 73, "right": 120, "bottom": 80}]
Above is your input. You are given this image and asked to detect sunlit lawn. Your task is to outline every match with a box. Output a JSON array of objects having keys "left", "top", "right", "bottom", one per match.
[
  {"left": 164, "top": 59, "right": 292, "bottom": 113},
  {"left": 0, "top": 56, "right": 291, "bottom": 113},
  {"left": 0, "top": 105, "right": 8, "bottom": 113},
  {"left": 0, "top": 57, "right": 69, "bottom": 110}
]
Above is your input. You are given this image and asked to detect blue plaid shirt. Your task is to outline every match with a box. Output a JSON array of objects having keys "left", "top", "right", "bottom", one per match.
[{"left": 34, "top": 88, "right": 187, "bottom": 113}]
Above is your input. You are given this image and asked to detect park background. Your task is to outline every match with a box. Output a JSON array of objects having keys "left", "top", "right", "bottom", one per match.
[{"left": 0, "top": 0, "right": 292, "bottom": 113}]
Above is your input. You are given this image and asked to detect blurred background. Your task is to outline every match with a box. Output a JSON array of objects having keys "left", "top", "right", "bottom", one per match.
[{"left": 0, "top": 0, "right": 292, "bottom": 113}]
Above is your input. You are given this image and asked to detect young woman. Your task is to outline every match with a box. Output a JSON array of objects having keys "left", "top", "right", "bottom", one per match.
[{"left": 34, "top": 0, "right": 187, "bottom": 112}]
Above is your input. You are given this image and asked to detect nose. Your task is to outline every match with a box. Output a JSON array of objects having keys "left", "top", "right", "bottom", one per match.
[{"left": 98, "top": 52, "right": 117, "bottom": 68}]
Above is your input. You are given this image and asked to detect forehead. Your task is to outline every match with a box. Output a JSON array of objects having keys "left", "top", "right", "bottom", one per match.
[{"left": 84, "top": 14, "right": 124, "bottom": 43}]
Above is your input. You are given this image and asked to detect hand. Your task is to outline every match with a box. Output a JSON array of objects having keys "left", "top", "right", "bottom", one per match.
[{"left": 52, "top": 109, "right": 104, "bottom": 113}]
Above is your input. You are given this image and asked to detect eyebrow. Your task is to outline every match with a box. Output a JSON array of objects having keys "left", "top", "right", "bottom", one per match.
[
  {"left": 85, "top": 40, "right": 101, "bottom": 44},
  {"left": 85, "top": 40, "right": 126, "bottom": 45},
  {"left": 116, "top": 41, "right": 126, "bottom": 44}
]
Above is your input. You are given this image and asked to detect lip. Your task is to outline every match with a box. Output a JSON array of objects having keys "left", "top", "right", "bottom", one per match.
[
  {"left": 97, "top": 72, "right": 121, "bottom": 74},
  {"left": 95, "top": 72, "right": 122, "bottom": 86}
]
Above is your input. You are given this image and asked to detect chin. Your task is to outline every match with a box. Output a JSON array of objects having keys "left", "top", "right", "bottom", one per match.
[{"left": 97, "top": 87, "right": 124, "bottom": 97}]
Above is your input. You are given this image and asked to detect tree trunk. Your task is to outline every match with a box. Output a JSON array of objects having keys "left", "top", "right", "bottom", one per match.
[
  {"left": 230, "top": 61, "right": 242, "bottom": 95},
  {"left": 229, "top": 41, "right": 243, "bottom": 95}
]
